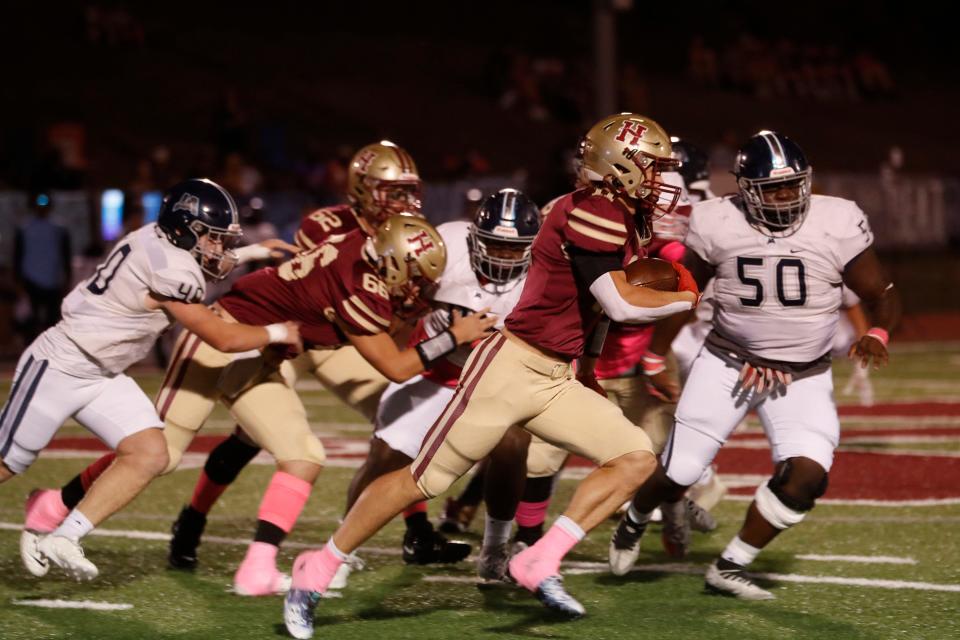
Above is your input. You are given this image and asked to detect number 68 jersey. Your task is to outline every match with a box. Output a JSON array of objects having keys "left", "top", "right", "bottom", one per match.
[
  {"left": 51, "top": 223, "right": 206, "bottom": 375},
  {"left": 685, "top": 194, "right": 873, "bottom": 364}
]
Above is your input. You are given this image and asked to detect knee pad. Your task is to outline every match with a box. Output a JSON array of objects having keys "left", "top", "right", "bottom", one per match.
[
  {"left": 162, "top": 422, "right": 196, "bottom": 475},
  {"left": 662, "top": 448, "right": 708, "bottom": 488},
  {"left": 204, "top": 434, "right": 261, "bottom": 484},
  {"left": 754, "top": 482, "right": 808, "bottom": 530},
  {"left": 769, "top": 458, "right": 829, "bottom": 511}
]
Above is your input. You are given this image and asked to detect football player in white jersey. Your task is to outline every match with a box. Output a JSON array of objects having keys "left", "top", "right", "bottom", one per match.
[
  {"left": 608, "top": 131, "right": 901, "bottom": 599},
  {"left": 325, "top": 188, "right": 541, "bottom": 588},
  {"left": 1, "top": 178, "right": 302, "bottom": 580}
]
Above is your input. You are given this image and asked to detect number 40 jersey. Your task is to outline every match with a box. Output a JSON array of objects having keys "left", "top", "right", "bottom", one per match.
[
  {"left": 50, "top": 223, "right": 206, "bottom": 376},
  {"left": 687, "top": 194, "right": 873, "bottom": 364}
]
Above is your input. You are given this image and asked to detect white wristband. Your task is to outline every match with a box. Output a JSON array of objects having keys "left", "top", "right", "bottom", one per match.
[
  {"left": 235, "top": 244, "right": 274, "bottom": 265},
  {"left": 265, "top": 323, "right": 288, "bottom": 343}
]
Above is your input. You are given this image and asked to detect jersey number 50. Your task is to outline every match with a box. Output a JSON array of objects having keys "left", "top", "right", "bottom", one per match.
[{"left": 736, "top": 257, "right": 806, "bottom": 307}]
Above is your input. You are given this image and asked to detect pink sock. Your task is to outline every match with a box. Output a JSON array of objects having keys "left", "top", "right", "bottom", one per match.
[
  {"left": 292, "top": 540, "right": 348, "bottom": 592},
  {"left": 508, "top": 516, "right": 583, "bottom": 591},
  {"left": 515, "top": 499, "right": 549, "bottom": 528},
  {"left": 190, "top": 471, "right": 229, "bottom": 515},
  {"left": 258, "top": 471, "right": 312, "bottom": 533},
  {"left": 241, "top": 540, "right": 278, "bottom": 567},
  {"left": 403, "top": 501, "right": 428, "bottom": 519},
  {"left": 24, "top": 489, "right": 70, "bottom": 533}
]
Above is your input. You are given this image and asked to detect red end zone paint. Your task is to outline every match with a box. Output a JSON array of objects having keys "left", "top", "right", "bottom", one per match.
[{"left": 46, "top": 401, "right": 960, "bottom": 501}]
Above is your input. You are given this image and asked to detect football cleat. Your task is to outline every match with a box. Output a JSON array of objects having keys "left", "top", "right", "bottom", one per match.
[
  {"left": 477, "top": 543, "right": 511, "bottom": 582},
  {"left": 402, "top": 524, "right": 472, "bottom": 565},
  {"left": 660, "top": 499, "right": 692, "bottom": 558},
  {"left": 687, "top": 498, "right": 718, "bottom": 533},
  {"left": 234, "top": 564, "right": 292, "bottom": 596},
  {"left": 38, "top": 535, "right": 99, "bottom": 581},
  {"left": 283, "top": 588, "right": 321, "bottom": 639},
  {"left": 608, "top": 515, "right": 647, "bottom": 576},
  {"left": 438, "top": 497, "right": 479, "bottom": 534},
  {"left": 705, "top": 558, "right": 775, "bottom": 600},
  {"left": 328, "top": 553, "right": 365, "bottom": 590},
  {"left": 533, "top": 575, "right": 586, "bottom": 618},
  {"left": 168, "top": 506, "right": 207, "bottom": 570},
  {"left": 20, "top": 530, "right": 49, "bottom": 577}
]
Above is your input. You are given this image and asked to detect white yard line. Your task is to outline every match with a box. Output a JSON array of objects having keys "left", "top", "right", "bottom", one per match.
[
  {"left": 12, "top": 599, "right": 133, "bottom": 610},
  {"left": 2, "top": 523, "right": 956, "bottom": 595},
  {"left": 795, "top": 554, "right": 916, "bottom": 565},
  {"left": 723, "top": 494, "right": 960, "bottom": 507}
]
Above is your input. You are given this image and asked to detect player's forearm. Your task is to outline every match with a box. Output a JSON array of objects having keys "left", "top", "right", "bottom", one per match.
[
  {"left": 862, "top": 284, "right": 901, "bottom": 334},
  {"left": 590, "top": 272, "right": 695, "bottom": 324},
  {"left": 376, "top": 349, "right": 425, "bottom": 383},
  {"left": 648, "top": 309, "right": 693, "bottom": 357}
]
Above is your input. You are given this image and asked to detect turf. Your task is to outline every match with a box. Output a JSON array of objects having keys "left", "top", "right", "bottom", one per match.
[{"left": 0, "top": 343, "right": 957, "bottom": 639}]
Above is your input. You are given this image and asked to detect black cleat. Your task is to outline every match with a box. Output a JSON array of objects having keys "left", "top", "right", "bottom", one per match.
[
  {"left": 402, "top": 523, "right": 472, "bottom": 565},
  {"left": 168, "top": 506, "right": 207, "bottom": 570}
]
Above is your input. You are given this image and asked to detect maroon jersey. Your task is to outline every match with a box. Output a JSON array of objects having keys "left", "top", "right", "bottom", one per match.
[
  {"left": 294, "top": 204, "right": 364, "bottom": 250},
  {"left": 505, "top": 188, "right": 647, "bottom": 359},
  {"left": 221, "top": 229, "right": 393, "bottom": 353}
]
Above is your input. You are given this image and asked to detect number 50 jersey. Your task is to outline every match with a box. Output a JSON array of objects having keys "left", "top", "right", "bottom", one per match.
[
  {"left": 686, "top": 194, "right": 873, "bottom": 363},
  {"left": 57, "top": 223, "right": 206, "bottom": 375}
]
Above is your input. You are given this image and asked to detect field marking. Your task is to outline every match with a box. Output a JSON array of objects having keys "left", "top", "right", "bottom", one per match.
[
  {"left": 558, "top": 561, "right": 960, "bottom": 593},
  {"left": 12, "top": 599, "right": 133, "bottom": 610},
  {"left": 722, "top": 494, "right": 960, "bottom": 507},
  {"left": 2, "top": 523, "right": 957, "bottom": 596},
  {"left": 795, "top": 554, "right": 917, "bottom": 565}
]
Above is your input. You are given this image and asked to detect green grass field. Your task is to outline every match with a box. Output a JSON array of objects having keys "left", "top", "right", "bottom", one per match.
[{"left": 0, "top": 343, "right": 958, "bottom": 639}]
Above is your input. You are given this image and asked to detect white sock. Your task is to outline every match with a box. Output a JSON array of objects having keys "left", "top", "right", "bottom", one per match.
[
  {"left": 554, "top": 515, "right": 585, "bottom": 542},
  {"left": 483, "top": 514, "right": 513, "bottom": 548},
  {"left": 626, "top": 504, "right": 653, "bottom": 525},
  {"left": 721, "top": 536, "right": 762, "bottom": 567},
  {"left": 326, "top": 538, "right": 349, "bottom": 561},
  {"left": 52, "top": 509, "right": 94, "bottom": 540}
]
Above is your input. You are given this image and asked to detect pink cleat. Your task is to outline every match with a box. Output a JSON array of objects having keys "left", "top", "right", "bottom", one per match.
[{"left": 233, "top": 542, "right": 291, "bottom": 596}]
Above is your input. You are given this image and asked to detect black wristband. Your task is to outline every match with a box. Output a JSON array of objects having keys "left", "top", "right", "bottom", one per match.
[{"left": 415, "top": 330, "right": 457, "bottom": 369}]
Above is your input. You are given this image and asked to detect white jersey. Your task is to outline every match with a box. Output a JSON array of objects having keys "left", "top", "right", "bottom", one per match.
[
  {"left": 685, "top": 194, "right": 873, "bottom": 363},
  {"left": 422, "top": 220, "right": 526, "bottom": 367},
  {"left": 38, "top": 224, "right": 205, "bottom": 375}
]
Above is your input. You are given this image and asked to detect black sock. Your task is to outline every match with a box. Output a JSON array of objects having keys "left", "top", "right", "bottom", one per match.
[
  {"left": 404, "top": 511, "right": 430, "bottom": 532},
  {"left": 61, "top": 476, "right": 85, "bottom": 510},
  {"left": 253, "top": 520, "right": 286, "bottom": 546},
  {"left": 457, "top": 471, "right": 486, "bottom": 506},
  {"left": 514, "top": 523, "right": 544, "bottom": 546}
]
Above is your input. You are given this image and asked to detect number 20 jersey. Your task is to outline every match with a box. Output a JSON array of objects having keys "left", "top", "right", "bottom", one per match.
[
  {"left": 685, "top": 194, "right": 873, "bottom": 363},
  {"left": 54, "top": 223, "right": 206, "bottom": 375}
]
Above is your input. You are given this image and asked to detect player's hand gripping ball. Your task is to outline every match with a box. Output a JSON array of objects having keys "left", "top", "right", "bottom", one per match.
[{"left": 624, "top": 257, "right": 679, "bottom": 291}]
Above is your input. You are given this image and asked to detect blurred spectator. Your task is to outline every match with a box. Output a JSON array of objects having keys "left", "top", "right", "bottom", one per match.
[{"left": 13, "top": 193, "right": 72, "bottom": 341}]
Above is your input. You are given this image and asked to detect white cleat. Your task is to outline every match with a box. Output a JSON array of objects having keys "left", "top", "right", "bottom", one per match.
[
  {"left": 20, "top": 530, "right": 49, "bottom": 577},
  {"left": 38, "top": 535, "right": 99, "bottom": 581},
  {"left": 608, "top": 515, "right": 646, "bottom": 576},
  {"left": 328, "top": 553, "right": 364, "bottom": 590},
  {"left": 284, "top": 588, "right": 320, "bottom": 639},
  {"left": 705, "top": 559, "right": 775, "bottom": 600}
]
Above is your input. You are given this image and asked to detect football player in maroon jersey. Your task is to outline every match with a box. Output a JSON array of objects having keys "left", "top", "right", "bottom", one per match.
[
  {"left": 283, "top": 113, "right": 701, "bottom": 638},
  {"left": 22, "top": 216, "right": 495, "bottom": 595}
]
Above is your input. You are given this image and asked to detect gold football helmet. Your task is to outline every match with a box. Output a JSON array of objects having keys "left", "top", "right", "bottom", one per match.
[
  {"left": 373, "top": 214, "right": 446, "bottom": 318},
  {"left": 348, "top": 141, "right": 422, "bottom": 225},
  {"left": 578, "top": 113, "right": 681, "bottom": 217}
]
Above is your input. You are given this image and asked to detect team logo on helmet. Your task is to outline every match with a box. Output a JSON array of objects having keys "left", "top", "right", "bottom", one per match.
[
  {"left": 408, "top": 229, "right": 435, "bottom": 257},
  {"left": 615, "top": 121, "right": 648, "bottom": 146},
  {"left": 173, "top": 193, "right": 200, "bottom": 216}
]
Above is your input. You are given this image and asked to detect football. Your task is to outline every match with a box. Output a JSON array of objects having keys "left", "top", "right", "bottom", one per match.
[{"left": 624, "top": 257, "right": 679, "bottom": 291}]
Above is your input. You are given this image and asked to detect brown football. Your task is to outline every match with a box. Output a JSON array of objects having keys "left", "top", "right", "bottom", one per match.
[{"left": 624, "top": 257, "right": 679, "bottom": 291}]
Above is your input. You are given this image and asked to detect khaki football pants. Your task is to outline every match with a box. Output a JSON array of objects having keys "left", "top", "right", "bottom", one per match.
[
  {"left": 155, "top": 328, "right": 326, "bottom": 473},
  {"left": 281, "top": 346, "right": 389, "bottom": 423},
  {"left": 412, "top": 332, "right": 654, "bottom": 498}
]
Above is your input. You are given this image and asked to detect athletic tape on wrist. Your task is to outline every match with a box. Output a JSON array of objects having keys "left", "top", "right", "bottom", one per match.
[
  {"left": 865, "top": 327, "right": 889, "bottom": 347},
  {"left": 415, "top": 330, "right": 457, "bottom": 368},
  {"left": 265, "top": 323, "right": 288, "bottom": 343},
  {"left": 642, "top": 350, "right": 666, "bottom": 376}
]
